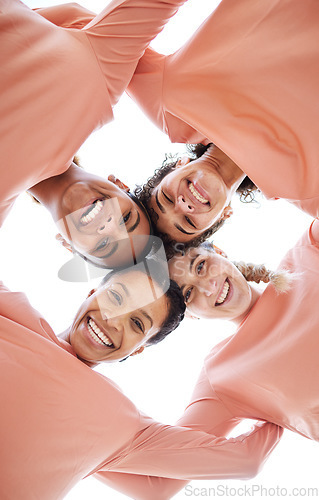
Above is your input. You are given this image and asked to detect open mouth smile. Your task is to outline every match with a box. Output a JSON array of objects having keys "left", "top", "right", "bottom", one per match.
[
  {"left": 80, "top": 199, "right": 104, "bottom": 226},
  {"left": 188, "top": 181, "right": 210, "bottom": 205},
  {"left": 87, "top": 317, "right": 114, "bottom": 347},
  {"left": 215, "top": 279, "right": 230, "bottom": 306}
]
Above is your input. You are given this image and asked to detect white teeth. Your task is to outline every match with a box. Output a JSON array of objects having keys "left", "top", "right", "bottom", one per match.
[
  {"left": 87, "top": 318, "right": 113, "bottom": 347},
  {"left": 81, "top": 200, "right": 103, "bottom": 224},
  {"left": 189, "top": 182, "right": 209, "bottom": 204},
  {"left": 216, "top": 281, "right": 230, "bottom": 305}
]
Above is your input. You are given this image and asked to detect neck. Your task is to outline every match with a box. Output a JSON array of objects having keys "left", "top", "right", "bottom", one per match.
[
  {"left": 58, "top": 328, "right": 70, "bottom": 343},
  {"left": 203, "top": 144, "right": 246, "bottom": 195},
  {"left": 28, "top": 163, "right": 79, "bottom": 221},
  {"left": 233, "top": 284, "right": 261, "bottom": 326}
]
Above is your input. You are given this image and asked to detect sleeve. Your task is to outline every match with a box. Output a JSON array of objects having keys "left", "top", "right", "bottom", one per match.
[
  {"left": 33, "top": 3, "right": 95, "bottom": 29},
  {"left": 35, "top": 0, "right": 188, "bottom": 109},
  {"left": 82, "top": 0, "right": 189, "bottom": 108},
  {"left": 127, "top": 48, "right": 209, "bottom": 144},
  {"left": 94, "top": 368, "right": 282, "bottom": 500}
]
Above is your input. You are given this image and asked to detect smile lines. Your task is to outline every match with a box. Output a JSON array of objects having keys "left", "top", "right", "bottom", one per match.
[
  {"left": 188, "top": 182, "right": 209, "bottom": 204},
  {"left": 215, "top": 280, "right": 230, "bottom": 306},
  {"left": 81, "top": 200, "right": 103, "bottom": 225},
  {"left": 87, "top": 317, "right": 114, "bottom": 347}
]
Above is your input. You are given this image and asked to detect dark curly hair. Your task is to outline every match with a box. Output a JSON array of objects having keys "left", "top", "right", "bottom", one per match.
[{"left": 134, "top": 143, "right": 259, "bottom": 258}]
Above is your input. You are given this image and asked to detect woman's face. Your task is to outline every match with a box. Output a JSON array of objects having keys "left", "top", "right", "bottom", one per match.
[
  {"left": 169, "top": 246, "right": 252, "bottom": 321},
  {"left": 56, "top": 175, "right": 151, "bottom": 268},
  {"left": 69, "top": 269, "right": 169, "bottom": 363},
  {"left": 148, "top": 147, "right": 234, "bottom": 242}
]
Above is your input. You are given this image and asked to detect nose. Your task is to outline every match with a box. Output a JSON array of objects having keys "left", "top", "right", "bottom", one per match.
[
  {"left": 176, "top": 195, "right": 194, "bottom": 214},
  {"left": 101, "top": 314, "right": 124, "bottom": 340},
  {"left": 97, "top": 216, "right": 126, "bottom": 238},
  {"left": 97, "top": 215, "right": 116, "bottom": 235},
  {"left": 198, "top": 279, "right": 218, "bottom": 297}
]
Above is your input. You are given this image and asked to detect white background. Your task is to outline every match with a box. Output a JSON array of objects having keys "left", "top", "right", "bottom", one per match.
[{"left": 2, "top": 0, "right": 318, "bottom": 498}]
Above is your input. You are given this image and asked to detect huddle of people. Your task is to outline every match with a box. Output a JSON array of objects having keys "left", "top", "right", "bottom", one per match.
[{"left": 1, "top": 0, "right": 318, "bottom": 498}]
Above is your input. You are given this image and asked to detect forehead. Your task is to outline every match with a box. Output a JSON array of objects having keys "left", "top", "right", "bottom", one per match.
[
  {"left": 99, "top": 268, "right": 166, "bottom": 312},
  {"left": 169, "top": 246, "right": 214, "bottom": 278}
]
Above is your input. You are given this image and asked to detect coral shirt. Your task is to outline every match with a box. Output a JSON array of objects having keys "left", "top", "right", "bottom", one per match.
[
  {"left": 0, "top": 282, "right": 282, "bottom": 499},
  {"left": 97, "top": 223, "right": 319, "bottom": 498},
  {"left": 0, "top": 0, "right": 187, "bottom": 225},
  {"left": 127, "top": 0, "right": 319, "bottom": 217}
]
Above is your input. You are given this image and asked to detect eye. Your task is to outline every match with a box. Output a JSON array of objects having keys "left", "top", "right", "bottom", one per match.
[
  {"left": 110, "top": 290, "right": 122, "bottom": 306},
  {"left": 120, "top": 210, "right": 132, "bottom": 225},
  {"left": 131, "top": 317, "right": 144, "bottom": 333},
  {"left": 96, "top": 238, "right": 109, "bottom": 252},
  {"left": 184, "top": 287, "right": 193, "bottom": 304},
  {"left": 162, "top": 190, "right": 173, "bottom": 204},
  {"left": 196, "top": 260, "right": 206, "bottom": 274},
  {"left": 185, "top": 216, "right": 196, "bottom": 229}
]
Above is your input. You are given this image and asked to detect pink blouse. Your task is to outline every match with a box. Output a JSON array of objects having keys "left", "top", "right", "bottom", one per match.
[
  {"left": 97, "top": 222, "right": 319, "bottom": 498},
  {"left": 127, "top": 0, "right": 319, "bottom": 217},
  {"left": 0, "top": 0, "right": 187, "bottom": 224},
  {"left": 0, "top": 280, "right": 281, "bottom": 499}
]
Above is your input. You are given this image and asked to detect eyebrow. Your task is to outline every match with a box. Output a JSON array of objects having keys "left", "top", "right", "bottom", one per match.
[
  {"left": 155, "top": 191, "right": 165, "bottom": 213},
  {"left": 174, "top": 223, "right": 195, "bottom": 236},
  {"left": 189, "top": 254, "right": 199, "bottom": 273},
  {"left": 140, "top": 309, "right": 153, "bottom": 329},
  {"left": 127, "top": 211, "right": 140, "bottom": 233},
  {"left": 180, "top": 254, "right": 199, "bottom": 296},
  {"left": 117, "top": 282, "right": 129, "bottom": 296}
]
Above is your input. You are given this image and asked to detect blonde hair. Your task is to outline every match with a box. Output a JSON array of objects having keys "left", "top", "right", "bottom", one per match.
[{"left": 232, "top": 261, "right": 295, "bottom": 293}]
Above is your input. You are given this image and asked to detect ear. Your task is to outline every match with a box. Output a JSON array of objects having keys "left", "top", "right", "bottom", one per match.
[
  {"left": 86, "top": 288, "right": 96, "bottom": 299},
  {"left": 108, "top": 174, "right": 130, "bottom": 192},
  {"left": 185, "top": 310, "right": 200, "bottom": 320},
  {"left": 212, "top": 244, "right": 228, "bottom": 259},
  {"left": 176, "top": 156, "right": 191, "bottom": 168},
  {"left": 55, "top": 233, "right": 74, "bottom": 253},
  {"left": 221, "top": 205, "right": 233, "bottom": 220},
  {"left": 129, "top": 346, "right": 145, "bottom": 357}
]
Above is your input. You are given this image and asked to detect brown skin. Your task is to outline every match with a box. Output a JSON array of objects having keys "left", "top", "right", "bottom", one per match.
[
  {"left": 60, "top": 269, "right": 169, "bottom": 366},
  {"left": 149, "top": 145, "right": 245, "bottom": 242},
  {"left": 29, "top": 164, "right": 151, "bottom": 267}
]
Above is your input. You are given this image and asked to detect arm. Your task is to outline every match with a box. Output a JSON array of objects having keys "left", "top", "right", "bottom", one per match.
[
  {"left": 36, "top": 0, "right": 189, "bottom": 109},
  {"left": 34, "top": 3, "right": 95, "bottom": 29},
  {"left": 95, "top": 368, "right": 282, "bottom": 499},
  {"left": 127, "top": 48, "right": 208, "bottom": 144}
]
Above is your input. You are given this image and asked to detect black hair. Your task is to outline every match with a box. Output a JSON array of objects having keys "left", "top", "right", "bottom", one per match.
[{"left": 134, "top": 143, "right": 259, "bottom": 258}]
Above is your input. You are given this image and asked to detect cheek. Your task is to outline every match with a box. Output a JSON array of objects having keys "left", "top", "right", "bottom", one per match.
[
  {"left": 194, "top": 211, "right": 220, "bottom": 231},
  {"left": 188, "top": 295, "right": 208, "bottom": 318}
]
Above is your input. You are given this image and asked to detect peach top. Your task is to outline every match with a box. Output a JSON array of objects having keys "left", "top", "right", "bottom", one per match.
[
  {"left": 0, "top": 280, "right": 282, "bottom": 499},
  {"left": 0, "top": 0, "right": 187, "bottom": 225},
  {"left": 127, "top": 0, "right": 319, "bottom": 217},
  {"left": 97, "top": 223, "right": 319, "bottom": 498}
]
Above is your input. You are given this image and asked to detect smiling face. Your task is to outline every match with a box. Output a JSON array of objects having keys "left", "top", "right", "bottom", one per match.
[
  {"left": 56, "top": 175, "right": 151, "bottom": 268},
  {"left": 168, "top": 246, "right": 252, "bottom": 321},
  {"left": 68, "top": 269, "right": 169, "bottom": 363},
  {"left": 148, "top": 147, "right": 236, "bottom": 243}
]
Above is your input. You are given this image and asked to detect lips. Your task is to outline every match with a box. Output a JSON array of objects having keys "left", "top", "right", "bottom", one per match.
[
  {"left": 215, "top": 279, "right": 231, "bottom": 306},
  {"left": 86, "top": 317, "right": 114, "bottom": 347},
  {"left": 80, "top": 199, "right": 104, "bottom": 226},
  {"left": 187, "top": 181, "right": 210, "bottom": 207}
]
